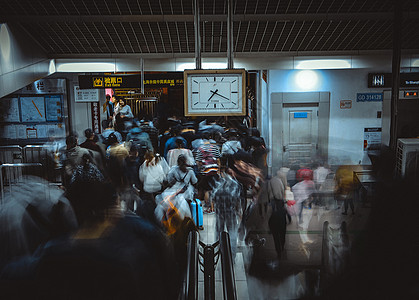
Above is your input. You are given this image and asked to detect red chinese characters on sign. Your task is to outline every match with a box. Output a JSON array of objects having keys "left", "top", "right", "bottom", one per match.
[{"left": 91, "top": 102, "right": 101, "bottom": 134}]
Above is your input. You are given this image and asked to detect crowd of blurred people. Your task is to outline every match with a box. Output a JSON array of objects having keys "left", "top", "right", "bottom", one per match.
[
  {"left": 2, "top": 97, "right": 417, "bottom": 299},
  {"left": 0, "top": 104, "right": 276, "bottom": 298}
]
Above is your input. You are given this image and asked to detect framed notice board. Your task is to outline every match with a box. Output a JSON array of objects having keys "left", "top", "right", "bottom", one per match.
[{"left": 20, "top": 96, "right": 46, "bottom": 122}]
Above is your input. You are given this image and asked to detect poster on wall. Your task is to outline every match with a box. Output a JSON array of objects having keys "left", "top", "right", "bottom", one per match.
[
  {"left": 16, "top": 125, "right": 27, "bottom": 139},
  {"left": 45, "top": 95, "right": 63, "bottom": 121},
  {"left": 49, "top": 123, "right": 66, "bottom": 137},
  {"left": 74, "top": 85, "right": 99, "bottom": 102},
  {"left": 26, "top": 127, "right": 37, "bottom": 139},
  {"left": 20, "top": 96, "right": 46, "bottom": 122},
  {"left": 0, "top": 98, "right": 20, "bottom": 122},
  {"left": 36, "top": 124, "right": 48, "bottom": 138},
  {"left": 2, "top": 125, "right": 18, "bottom": 139},
  {"left": 340, "top": 100, "right": 352, "bottom": 109},
  {"left": 364, "top": 128, "right": 381, "bottom": 151}
]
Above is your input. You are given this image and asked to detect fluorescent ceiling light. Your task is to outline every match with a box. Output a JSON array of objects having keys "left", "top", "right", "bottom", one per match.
[
  {"left": 296, "top": 59, "right": 351, "bottom": 69},
  {"left": 176, "top": 62, "right": 228, "bottom": 71},
  {"left": 56, "top": 62, "right": 116, "bottom": 72}
]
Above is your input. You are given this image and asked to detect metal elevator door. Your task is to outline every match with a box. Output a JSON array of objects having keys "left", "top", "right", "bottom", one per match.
[{"left": 283, "top": 105, "right": 319, "bottom": 165}]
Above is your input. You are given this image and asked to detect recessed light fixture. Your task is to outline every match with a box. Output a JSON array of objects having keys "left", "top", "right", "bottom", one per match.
[
  {"left": 56, "top": 62, "right": 116, "bottom": 72},
  {"left": 176, "top": 62, "right": 228, "bottom": 71},
  {"left": 296, "top": 59, "right": 351, "bottom": 69}
]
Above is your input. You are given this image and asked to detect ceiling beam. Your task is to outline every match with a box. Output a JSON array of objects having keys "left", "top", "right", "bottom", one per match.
[{"left": 2, "top": 12, "right": 419, "bottom": 23}]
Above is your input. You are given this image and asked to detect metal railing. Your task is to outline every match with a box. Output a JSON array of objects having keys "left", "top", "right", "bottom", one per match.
[
  {"left": 220, "top": 232, "right": 237, "bottom": 300},
  {"left": 195, "top": 231, "right": 237, "bottom": 300},
  {"left": 0, "top": 145, "right": 62, "bottom": 184},
  {"left": 0, "top": 163, "right": 43, "bottom": 203},
  {"left": 320, "top": 221, "right": 351, "bottom": 293},
  {"left": 182, "top": 230, "right": 199, "bottom": 300},
  {"left": 23, "top": 145, "right": 62, "bottom": 183},
  {"left": 199, "top": 239, "right": 219, "bottom": 300},
  {"left": 0, "top": 145, "right": 23, "bottom": 164}
]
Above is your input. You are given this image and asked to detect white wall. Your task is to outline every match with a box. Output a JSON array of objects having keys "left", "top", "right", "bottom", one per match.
[
  {"left": 268, "top": 69, "right": 386, "bottom": 165},
  {"left": 0, "top": 24, "right": 51, "bottom": 98}
]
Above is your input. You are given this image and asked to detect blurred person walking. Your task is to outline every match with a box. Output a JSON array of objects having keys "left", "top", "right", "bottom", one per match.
[
  {"left": 139, "top": 151, "right": 170, "bottom": 201},
  {"left": 210, "top": 157, "right": 242, "bottom": 260}
]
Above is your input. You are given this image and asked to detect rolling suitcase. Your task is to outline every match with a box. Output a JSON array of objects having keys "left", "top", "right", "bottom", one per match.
[{"left": 190, "top": 199, "right": 204, "bottom": 230}]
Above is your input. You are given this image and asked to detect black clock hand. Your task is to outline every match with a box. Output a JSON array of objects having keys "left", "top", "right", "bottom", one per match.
[
  {"left": 207, "top": 89, "right": 218, "bottom": 101},
  {"left": 210, "top": 90, "right": 230, "bottom": 101}
]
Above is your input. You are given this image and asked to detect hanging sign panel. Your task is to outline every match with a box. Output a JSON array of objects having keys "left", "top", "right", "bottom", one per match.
[
  {"left": 368, "top": 73, "right": 419, "bottom": 88},
  {"left": 78, "top": 74, "right": 141, "bottom": 89},
  {"left": 74, "top": 86, "right": 99, "bottom": 102},
  {"left": 143, "top": 73, "right": 184, "bottom": 87}
]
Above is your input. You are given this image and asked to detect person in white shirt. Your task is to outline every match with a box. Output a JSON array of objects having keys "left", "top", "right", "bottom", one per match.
[
  {"left": 139, "top": 151, "right": 169, "bottom": 200},
  {"left": 167, "top": 138, "right": 195, "bottom": 168}
]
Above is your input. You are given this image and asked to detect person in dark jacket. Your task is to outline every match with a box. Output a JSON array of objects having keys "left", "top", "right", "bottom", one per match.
[
  {"left": 140, "top": 119, "right": 159, "bottom": 152},
  {"left": 0, "top": 167, "right": 179, "bottom": 300},
  {"left": 79, "top": 128, "right": 106, "bottom": 162},
  {"left": 126, "top": 122, "right": 153, "bottom": 162}
]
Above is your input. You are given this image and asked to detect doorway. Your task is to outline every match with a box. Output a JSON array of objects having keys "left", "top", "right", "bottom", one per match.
[
  {"left": 270, "top": 92, "right": 330, "bottom": 174},
  {"left": 283, "top": 104, "right": 319, "bottom": 164}
]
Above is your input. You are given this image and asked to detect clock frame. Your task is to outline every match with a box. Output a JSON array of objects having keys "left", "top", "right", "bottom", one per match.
[{"left": 184, "top": 69, "right": 246, "bottom": 116}]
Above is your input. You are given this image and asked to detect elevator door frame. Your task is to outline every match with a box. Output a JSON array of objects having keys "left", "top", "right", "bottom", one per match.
[{"left": 270, "top": 92, "right": 330, "bottom": 175}]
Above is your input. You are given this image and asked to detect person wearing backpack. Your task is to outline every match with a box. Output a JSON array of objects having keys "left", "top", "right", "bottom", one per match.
[
  {"left": 167, "top": 137, "right": 195, "bottom": 168},
  {"left": 126, "top": 122, "right": 153, "bottom": 164},
  {"left": 193, "top": 132, "right": 221, "bottom": 213},
  {"left": 164, "top": 125, "right": 187, "bottom": 158}
]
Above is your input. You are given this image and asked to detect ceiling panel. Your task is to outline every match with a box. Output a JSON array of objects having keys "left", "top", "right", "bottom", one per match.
[{"left": 0, "top": 0, "right": 418, "bottom": 56}]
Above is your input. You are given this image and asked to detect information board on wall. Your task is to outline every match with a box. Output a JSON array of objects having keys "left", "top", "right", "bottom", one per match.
[
  {"left": 74, "top": 85, "right": 99, "bottom": 102},
  {"left": 0, "top": 98, "right": 20, "bottom": 122},
  {"left": 20, "top": 96, "right": 46, "bottom": 122},
  {"left": 45, "top": 95, "right": 63, "bottom": 121},
  {"left": 364, "top": 128, "right": 382, "bottom": 151},
  {"left": 1, "top": 78, "right": 67, "bottom": 142}
]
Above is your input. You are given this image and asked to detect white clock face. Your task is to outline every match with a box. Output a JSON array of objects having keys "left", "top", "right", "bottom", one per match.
[{"left": 185, "top": 71, "right": 245, "bottom": 116}]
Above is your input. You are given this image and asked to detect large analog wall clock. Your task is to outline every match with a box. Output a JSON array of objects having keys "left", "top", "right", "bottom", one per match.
[{"left": 184, "top": 69, "right": 246, "bottom": 116}]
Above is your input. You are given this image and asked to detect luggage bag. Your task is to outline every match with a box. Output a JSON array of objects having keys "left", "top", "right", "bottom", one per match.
[{"left": 189, "top": 199, "right": 204, "bottom": 230}]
